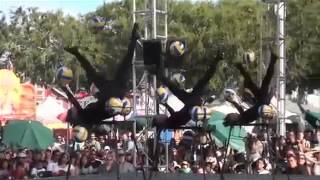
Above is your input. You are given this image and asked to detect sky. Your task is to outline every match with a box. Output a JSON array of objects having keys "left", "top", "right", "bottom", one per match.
[
  {"left": 0, "top": 0, "right": 219, "bottom": 19},
  {"left": 0, "top": 0, "right": 111, "bottom": 17}
]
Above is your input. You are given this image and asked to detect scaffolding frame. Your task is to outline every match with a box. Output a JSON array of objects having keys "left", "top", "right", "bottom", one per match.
[{"left": 132, "top": 0, "right": 168, "bottom": 172}]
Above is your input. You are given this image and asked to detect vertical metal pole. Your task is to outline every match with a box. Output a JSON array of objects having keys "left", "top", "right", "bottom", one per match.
[
  {"left": 144, "top": 0, "right": 148, "bottom": 39},
  {"left": 164, "top": 0, "right": 168, "bottom": 39},
  {"left": 132, "top": 0, "right": 137, "bottom": 167},
  {"left": 277, "top": 0, "right": 286, "bottom": 136},
  {"left": 152, "top": 0, "right": 157, "bottom": 39},
  {"left": 133, "top": 0, "right": 136, "bottom": 23}
]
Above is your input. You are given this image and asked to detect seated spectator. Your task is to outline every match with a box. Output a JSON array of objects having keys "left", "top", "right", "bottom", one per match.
[
  {"left": 30, "top": 161, "right": 46, "bottom": 178},
  {"left": 168, "top": 161, "right": 180, "bottom": 173},
  {"left": 0, "top": 160, "right": 10, "bottom": 179},
  {"left": 118, "top": 150, "right": 135, "bottom": 173},
  {"left": 305, "top": 147, "right": 320, "bottom": 175},
  {"left": 98, "top": 151, "right": 117, "bottom": 174},
  {"left": 297, "top": 152, "right": 311, "bottom": 175},
  {"left": 179, "top": 161, "right": 191, "bottom": 174},
  {"left": 297, "top": 131, "right": 311, "bottom": 152},
  {"left": 47, "top": 150, "right": 60, "bottom": 175},
  {"left": 197, "top": 156, "right": 218, "bottom": 174},
  {"left": 285, "top": 154, "right": 304, "bottom": 175},
  {"left": 247, "top": 133, "right": 264, "bottom": 161},
  {"left": 252, "top": 158, "right": 270, "bottom": 174},
  {"left": 286, "top": 131, "right": 299, "bottom": 152},
  {"left": 80, "top": 155, "right": 93, "bottom": 175},
  {"left": 57, "top": 153, "right": 75, "bottom": 176},
  {"left": 10, "top": 161, "right": 28, "bottom": 180},
  {"left": 125, "top": 152, "right": 133, "bottom": 164},
  {"left": 88, "top": 134, "right": 101, "bottom": 151},
  {"left": 88, "top": 150, "right": 103, "bottom": 174}
]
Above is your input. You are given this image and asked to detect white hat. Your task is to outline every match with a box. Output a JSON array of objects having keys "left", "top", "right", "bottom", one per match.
[
  {"left": 205, "top": 156, "right": 217, "bottom": 163},
  {"left": 104, "top": 146, "right": 110, "bottom": 151},
  {"left": 18, "top": 152, "right": 27, "bottom": 158}
]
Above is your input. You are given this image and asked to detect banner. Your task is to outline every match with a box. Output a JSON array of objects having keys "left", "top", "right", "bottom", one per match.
[{"left": 0, "top": 69, "right": 36, "bottom": 123}]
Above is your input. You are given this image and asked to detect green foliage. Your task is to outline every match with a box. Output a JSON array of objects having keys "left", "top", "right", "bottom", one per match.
[{"left": 0, "top": 0, "right": 319, "bottom": 94}]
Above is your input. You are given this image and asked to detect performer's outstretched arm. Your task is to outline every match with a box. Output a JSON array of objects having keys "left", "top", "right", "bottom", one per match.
[
  {"left": 64, "top": 47, "right": 106, "bottom": 91},
  {"left": 297, "top": 102, "right": 306, "bottom": 114},
  {"left": 228, "top": 100, "right": 245, "bottom": 114},
  {"left": 235, "top": 63, "right": 260, "bottom": 98},
  {"left": 162, "top": 103, "right": 175, "bottom": 116},
  {"left": 60, "top": 86, "right": 83, "bottom": 113},
  {"left": 157, "top": 70, "right": 189, "bottom": 103},
  {"left": 192, "top": 56, "right": 222, "bottom": 95},
  {"left": 260, "top": 51, "right": 277, "bottom": 97},
  {"left": 114, "top": 23, "right": 140, "bottom": 87}
]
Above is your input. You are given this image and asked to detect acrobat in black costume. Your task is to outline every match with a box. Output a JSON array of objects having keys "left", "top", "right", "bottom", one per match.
[
  {"left": 153, "top": 53, "right": 223, "bottom": 129},
  {"left": 62, "top": 23, "right": 140, "bottom": 128},
  {"left": 224, "top": 51, "right": 277, "bottom": 126}
]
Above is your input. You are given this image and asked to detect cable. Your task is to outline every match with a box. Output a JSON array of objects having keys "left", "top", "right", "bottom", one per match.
[
  {"left": 220, "top": 126, "right": 233, "bottom": 180},
  {"left": 112, "top": 117, "right": 120, "bottom": 180},
  {"left": 131, "top": 129, "right": 147, "bottom": 180},
  {"left": 148, "top": 129, "right": 161, "bottom": 180},
  {"left": 208, "top": 133, "right": 222, "bottom": 174},
  {"left": 65, "top": 141, "right": 75, "bottom": 180}
]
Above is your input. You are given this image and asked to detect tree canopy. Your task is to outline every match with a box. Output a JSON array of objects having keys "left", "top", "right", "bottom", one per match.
[{"left": 0, "top": 0, "right": 319, "bottom": 94}]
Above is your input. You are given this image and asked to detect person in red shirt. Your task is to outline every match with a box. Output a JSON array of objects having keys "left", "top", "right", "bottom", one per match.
[{"left": 10, "top": 161, "right": 27, "bottom": 179}]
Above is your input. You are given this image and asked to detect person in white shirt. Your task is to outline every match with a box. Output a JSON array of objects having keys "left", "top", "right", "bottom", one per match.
[
  {"left": 46, "top": 150, "right": 60, "bottom": 175},
  {"left": 252, "top": 158, "right": 270, "bottom": 175},
  {"left": 30, "top": 161, "right": 46, "bottom": 178}
]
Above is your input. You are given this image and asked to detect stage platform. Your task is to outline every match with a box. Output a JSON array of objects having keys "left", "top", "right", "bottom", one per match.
[{"left": 50, "top": 173, "right": 319, "bottom": 180}]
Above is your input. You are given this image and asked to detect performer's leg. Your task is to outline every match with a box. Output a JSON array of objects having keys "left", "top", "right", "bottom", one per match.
[
  {"left": 235, "top": 63, "right": 260, "bottom": 98},
  {"left": 114, "top": 23, "right": 140, "bottom": 89},
  {"left": 228, "top": 101, "right": 245, "bottom": 114},
  {"left": 260, "top": 51, "right": 277, "bottom": 100},
  {"left": 192, "top": 54, "right": 222, "bottom": 95},
  {"left": 60, "top": 86, "right": 83, "bottom": 112},
  {"left": 224, "top": 105, "right": 260, "bottom": 126},
  {"left": 64, "top": 47, "right": 106, "bottom": 91}
]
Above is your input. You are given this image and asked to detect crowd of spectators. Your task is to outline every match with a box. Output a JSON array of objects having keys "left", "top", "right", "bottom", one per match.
[{"left": 0, "top": 128, "right": 319, "bottom": 179}]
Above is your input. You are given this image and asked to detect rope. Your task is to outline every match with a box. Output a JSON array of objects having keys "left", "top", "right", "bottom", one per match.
[{"left": 201, "top": 144, "right": 207, "bottom": 180}]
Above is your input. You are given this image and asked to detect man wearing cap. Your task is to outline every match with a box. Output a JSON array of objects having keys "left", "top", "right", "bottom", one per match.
[
  {"left": 88, "top": 133, "right": 101, "bottom": 151},
  {"left": 179, "top": 161, "right": 191, "bottom": 174}
]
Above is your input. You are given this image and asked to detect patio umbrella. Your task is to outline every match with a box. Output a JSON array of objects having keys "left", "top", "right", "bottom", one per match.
[
  {"left": 3, "top": 120, "right": 54, "bottom": 150},
  {"left": 206, "top": 111, "right": 247, "bottom": 152},
  {"left": 304, "top": 111, "right": 320, "bottom": 128}
]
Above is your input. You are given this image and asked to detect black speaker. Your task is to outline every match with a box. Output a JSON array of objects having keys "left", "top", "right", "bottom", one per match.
[{"left": 143, "top": 40, "right": 162, "bottom": 66}]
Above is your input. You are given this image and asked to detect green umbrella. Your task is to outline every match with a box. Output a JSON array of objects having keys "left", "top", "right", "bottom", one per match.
[
  {"left": 206, "top": 111, "right": 247, "bottom": 152},
  {"left": 3, "top": 120, "right": 55, "bottom": 150},
  {"left": 304, "top": 111, "right": 320, "bottom": 128}
]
